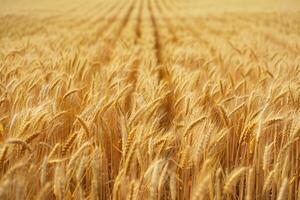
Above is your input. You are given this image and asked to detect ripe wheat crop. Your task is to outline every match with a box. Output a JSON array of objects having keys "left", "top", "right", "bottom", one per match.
[{"left": 0, "top": 0, "right": 300, "bottom": 199}]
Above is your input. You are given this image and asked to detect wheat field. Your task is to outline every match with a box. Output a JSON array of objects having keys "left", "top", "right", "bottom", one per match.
[{"left": 0, "top": 0, "right": 300, "bottom": 199}]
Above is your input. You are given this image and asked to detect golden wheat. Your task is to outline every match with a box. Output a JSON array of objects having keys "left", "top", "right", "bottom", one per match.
[{"left": 0, "top": 0, "right": 299, "bottom": 199}]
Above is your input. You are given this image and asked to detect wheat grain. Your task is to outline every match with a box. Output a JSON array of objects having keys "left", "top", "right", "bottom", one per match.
[
  {"left": 263, "top": 170, "right": 275, "bottom": 193},
  {"left": 61, "top": 133, "right": 77, "bottom": 156},
  {"left": 7, "top": 138, "right": 32, "bottom": 153},
  {"left": 224, "top": 167, "right": 247, "bottom": 194}
]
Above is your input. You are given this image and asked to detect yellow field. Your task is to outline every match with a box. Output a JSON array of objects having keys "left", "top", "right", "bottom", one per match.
[{"left": 0, "top": 0, "right": 300, "bottom": 199}]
